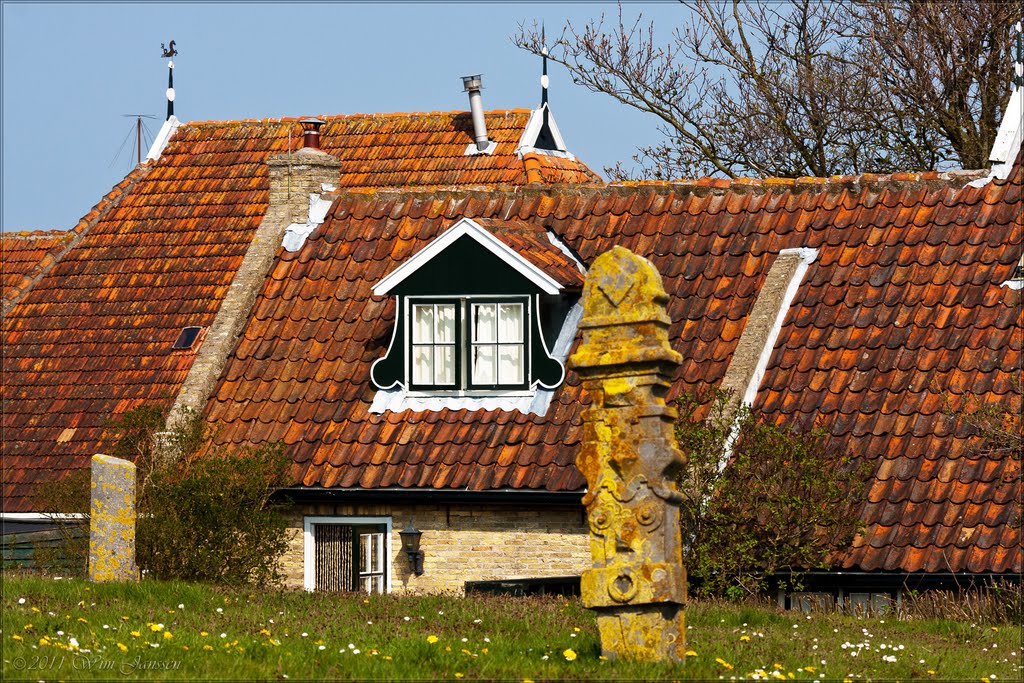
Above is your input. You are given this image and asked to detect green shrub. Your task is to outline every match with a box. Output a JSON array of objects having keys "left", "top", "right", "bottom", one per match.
[
  {"left": 37, "top": 406, "right": 293, "bottom": 585},
  {"left": 675, "top": 389, "right": 869, "bottom": 599}
]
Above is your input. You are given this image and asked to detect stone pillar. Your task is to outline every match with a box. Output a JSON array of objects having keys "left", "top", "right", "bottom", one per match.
[
  {"left": 89, "top": 454, "right": 139, "bottom": 582},
  {"left": 568, "top": 245, "right": 687, "bottom": 662}
]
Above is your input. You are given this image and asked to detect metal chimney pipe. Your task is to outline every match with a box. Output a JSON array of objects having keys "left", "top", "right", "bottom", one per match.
[
  {"left": 461, "top": 74, "right": 489, "bottom": 151},
  {"left": 300, "top": 118, "right": 324, "bottom": 150}
]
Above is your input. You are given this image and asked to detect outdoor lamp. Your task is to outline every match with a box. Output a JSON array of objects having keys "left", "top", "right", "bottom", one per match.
[{"left": 399, "top": 522, "right": 424, "bottom": 576}]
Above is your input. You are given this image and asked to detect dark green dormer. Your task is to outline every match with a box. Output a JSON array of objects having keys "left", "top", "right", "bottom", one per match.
[{"left": 371, "top": 218, "right": 583, "bottom": 395}]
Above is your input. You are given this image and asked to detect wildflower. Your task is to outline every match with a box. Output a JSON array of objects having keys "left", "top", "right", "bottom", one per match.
[
  {"left": 716, "top": 657, "right": 734, "bottom": 670},
  {"left": 17, "top": 598, "right": 25, "bottom": 604},
  {"left": 11, "top": 634, "right": 23, "bottom": 641},
  {"left": 39, "top": 636, "right": 51, "bottom": 646},
  {"left": 461, "top": 637, "right": 468, "bottom": 642},
  {"left": 163, "top": 631, "right": 173, "bottom": 640},
  {"left": 473, "top": 619, "right": 482, "bottom": 624},
  {"left": 131, "top": 631, "right": 141, "bottom": 638},
  {"left": 318, "top": 645, "right": 326, "bottom": 651},
  {"left": 427, "top": 635, "right": 439, "bottom": 644},
  {"left": 200, "top": 631, "right": 209, "bottom": 637},
  {"left": 117, "top": 643, "right": 128, "bottom": 652},
  {"left": 685, "top": 650, "right": 698, "bottom": 657},
  {"left": 149, "top": 623, "right": 163, "bottom": 632},
  {"left": 740, "top": 635, "right": 751, "bottom": 642},
  {"left": 220, "top": 633, "right": 227, "bottom": 638},
  {"left": 383, "top": 655, "right": 393, "bottom": 660},
  {"left": 563, "top": 648, "right": 577, "bottom": 661},
  {"left": 352, "top": 649, "right": 361, "bottom": 654},
  {"left": 203, "top": 645, "right": 214, "bottom": 651},
  {"left": 455, "top": 674, "right": 464, "bottom": 679},
  {"left": 31, "top": 607, "right": 41, "bottom": 613},
  {"left": 178, "top": 603, "right": 185, "bottom": 610},
  {"left": 121, "top": 616, "right": 129, "bottom": 621},
  {"left": 259, "top": 628, "right": 271, "bottom": 636},
  {"left": 216, "top": 608, "right": 223, "bottom": 613},
  {"left": 23, "top": 624, "right": 33, "bottom": 630},
  {"left": 69, "top": 637, "right": 79, "bottom": 649},
  {"left": 403, "top": 616, "right": 411, "bottom": 622},
  {"left": 301, "top": 632, "right": 308, "bottom": 637}
]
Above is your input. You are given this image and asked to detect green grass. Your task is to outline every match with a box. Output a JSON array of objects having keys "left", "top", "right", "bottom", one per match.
[{"left": 1, "top": 572, "right": 1019, "bottom": 681}]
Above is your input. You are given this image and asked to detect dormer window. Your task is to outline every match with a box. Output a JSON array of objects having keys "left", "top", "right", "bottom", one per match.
[{"left": 370, "top": 218, "right": 584, "bottom": 406}]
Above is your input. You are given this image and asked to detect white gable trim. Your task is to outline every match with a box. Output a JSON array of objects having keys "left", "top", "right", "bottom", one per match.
[
  {"left": 146, "top": 115, "right": 182, "bottom": 162},
  {"left": 515, "top": 104, "right": 574, "bottom": 159},
  {"left": 372, "top": 218, "right": 563, "bottom": 296},
  {"left": 970, "top": 81, "right": 1022, "bottom": 187}
]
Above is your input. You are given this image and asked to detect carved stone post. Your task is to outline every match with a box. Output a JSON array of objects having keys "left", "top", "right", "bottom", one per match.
[
  {"left": 89, "top": 454, "right": 139, "bottom": 582},
  {"left": 569, "top": 246, "right": 687, "bottom": 661}
]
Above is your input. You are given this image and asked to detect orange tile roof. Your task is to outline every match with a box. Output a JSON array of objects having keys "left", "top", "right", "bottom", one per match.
[
  {"left": 2, "top": 231, "right": 73, "bottom": 304},
  {"left": 205, "top": 159, "right": 1021, "bottom": 575},
  {"left": 0, "top": 109, "right": 599, "bottom": 514}
]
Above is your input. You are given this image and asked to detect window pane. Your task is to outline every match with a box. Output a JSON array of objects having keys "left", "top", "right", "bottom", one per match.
[
  {"left": 498, "top": 344, "right": 524, "bottom": 385},
  {"left": 498, "top": 303, "right": 523, "bottom": 342},
  {"left": 360, "top": 533, "right": 372, "bottom": 573},
  {"left": 435, "top": 346, "right": 455, "bottom": 385},
  {"left": 412, "top": 346, "right": 432, "bottom": 385},
  {"left": 436, "top": 304, "right": 456, "bottom": 343},
  {"left": 472, "top": 345, "right": 496, "bottom": 384},
  {"left": 369, "top": 575, "right": 384, "bottom": 593},
  {"left": 413, "top": 305, "right": 433, "bottom": 343},
  {"left": 473, "top": 304, "right": 496, "bottom": 343}
]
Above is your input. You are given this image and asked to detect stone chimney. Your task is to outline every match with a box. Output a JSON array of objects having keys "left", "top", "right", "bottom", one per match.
[{"left": 167, "top": 123, "right": 341, "bottom": 431}]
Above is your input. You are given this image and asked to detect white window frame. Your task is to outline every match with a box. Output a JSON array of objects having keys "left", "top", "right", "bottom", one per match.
[
  {"left": 303, "top": 516, "right": 393, "bottom": 593},
  {"left": 404, "top": 294, "right": 532, "bottom": 394}
]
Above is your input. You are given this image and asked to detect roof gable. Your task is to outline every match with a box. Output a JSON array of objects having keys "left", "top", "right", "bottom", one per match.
[{"left": 373, "top": 217, "right": 579, "bottom": 296}]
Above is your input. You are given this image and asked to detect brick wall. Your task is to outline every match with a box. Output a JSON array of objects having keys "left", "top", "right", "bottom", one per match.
[{"left": 280, "top": 502, "right": 590, "bottom": 593}]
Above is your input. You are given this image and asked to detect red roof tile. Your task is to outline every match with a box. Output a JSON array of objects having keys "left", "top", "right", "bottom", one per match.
[
  {"left": 204, "top": 159, "right": 1021, "bottom": 575},
  {"left": 1, "top": 109, "right": 599, "bottom": 514},
  {"left": 1, "top": 230, "right": 73, "bottom": 304}
]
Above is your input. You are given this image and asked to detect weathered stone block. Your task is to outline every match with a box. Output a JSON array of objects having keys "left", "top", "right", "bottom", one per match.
[
  {"left": 569, "top": 245, "right": 688, "bottom": 662},
  {"left": 89, "top": 454, "right": 138, "bottom": 582}
]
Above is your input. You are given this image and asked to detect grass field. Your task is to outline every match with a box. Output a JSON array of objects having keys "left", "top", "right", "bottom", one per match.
[{"left": 2, "top": 572, "right": 1019, "bottom": 681}]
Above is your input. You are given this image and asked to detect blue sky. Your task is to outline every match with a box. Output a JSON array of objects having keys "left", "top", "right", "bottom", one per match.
[{"left": 1, "top": 1, "right": 685, "bottom": 232}]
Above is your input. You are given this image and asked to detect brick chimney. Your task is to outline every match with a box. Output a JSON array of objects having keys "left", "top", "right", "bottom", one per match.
[{"left": 168, "top": 122, "right": 341, "bottom": 430}]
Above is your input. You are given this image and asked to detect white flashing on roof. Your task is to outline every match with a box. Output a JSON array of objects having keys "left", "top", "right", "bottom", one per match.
[
  {"left": 1002, "top": 279, "right": 1024, "bottom": 290},
  {"left": 515, "top": 104, "right": 575, "bottom": 159},
  {"left": 545, "top": 230, "right": 586, "bottom": 273},
  {"left": 969, "top": 82, "right": 1023, "bottom": 187},
  {"left": 145, "top": 115, "right": 182, "bottom": 161},
  {"left": 740, "top": 247, "right": 818, "bottom": 410},
  {"left": 282, "top": 193, "right": 334, "bottom": 252},
  {"left": 372, "top": 217, "right": 565, "bottom": 296},
  {"left": 464, "top": 140, "right": 498, "bottom": 156}
]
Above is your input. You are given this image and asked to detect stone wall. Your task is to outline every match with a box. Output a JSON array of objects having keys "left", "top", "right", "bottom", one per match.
[{"left": 280, "top": 502, "right": 590, "bottom": 593}]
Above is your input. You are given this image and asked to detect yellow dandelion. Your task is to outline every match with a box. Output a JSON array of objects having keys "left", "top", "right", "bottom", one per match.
[
  {"left": 805, "top": 666, "right": 817, "bottom": 673},
  {"left": 716, "top": 657, "right": 734, "bottom": 670},
  {"left": 258, "top": 628, "right": 271, "bottom": 636},
  {"left": 685, "top": 650, "right": 698, "bottom": 657},
  {"left": 599, "top": 655, "right": 608, "bottom": 661},
  {"left": 163, "top": 631, "right": 173, "bottom": 640},
  {"left": 481, "top": 647, "right": 489, "bottom": 654},
  {"left": 203, "top": 645, "right": 214, "bottom": 651},
  {"left": 182, "top": 646, "right": 189, "bottom": 651},
  {"left": 121, "top": 616, "right": 129, "bottom": 621},
  {"left": 523, "top": 680, "right": 535, "bottom": 683},
  {"left": 445, "top": 645, "right": 452, "bottom": 652},
  {"left": 117, "top": 643, "right": 128, "bottom": 653},
  {"left": 23, "top": 624, "right": 33, "bottom": 630},
  {"left": 30, "top": 607, "right": 40, "bottom": 613},
  {"left": 77, "top": 617, "right": 88, "bottom": 623},
  {"left": 740, "top": 635, "right": 751, "bottom": 642},
  {"left": 149, "top": 623, "right": 163, "bottom": 632},
  {"left": 383, "top": 655, "right": 393, "bottom": 661},
  {"left": 455, "top": 674, "right": 464, "bottom": 679},
  {"left": 927, "top": 671, "right": 936, "bottom": 676},
  {"left": 39, "top": 637, "right": 50, "bottom": 646},
  {"left": 427, "top": 635, "right": 439, "bottom": 644},
  {"left": 774, "top": 663, "right": 784, "bottom": 670},
  {"left": 788, "top": 674, "right": 796, "bottom": 680},
  {"left": 269, "top": 639, "right": 281, "bottom": 647},
  {"left": 12, "top": 634, "right": 23, "bottom": 641},
  {"left": 563, "top": 648, "right": 577, "bottom": 661},
  {"left": 237, "top": 646, "right": 246, "bottom": 652},
  {"left": 130, "top": 631, "right": 141, "bottom": 638},
  {"left": 991, "top": 627, "right": 999, "bottom": 632},
  {"left": 200, "top": 631, "right": 209, "bottom": 637}
]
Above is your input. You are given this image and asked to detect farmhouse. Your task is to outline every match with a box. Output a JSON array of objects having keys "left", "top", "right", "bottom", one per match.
[{"left": 2, "top": 78, "right": 1020, "bottom": 606}]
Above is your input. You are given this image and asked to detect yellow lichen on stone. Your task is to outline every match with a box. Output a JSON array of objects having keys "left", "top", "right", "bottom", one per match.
[
  {"left": 88, "top": 454, "right": 139, "bottom": 583},
  {"left": 569, "top": 246, "right": 687, "bottom": 662}
]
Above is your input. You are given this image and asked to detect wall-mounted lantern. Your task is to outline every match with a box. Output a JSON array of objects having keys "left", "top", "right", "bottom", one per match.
[{"left": 399, "top": 522, "right": 424, "bottom": 576}]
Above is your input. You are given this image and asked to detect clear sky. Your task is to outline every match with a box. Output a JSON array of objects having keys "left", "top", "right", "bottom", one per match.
[{"left": 1, "top": 1, "right": 686, "bottom": 232}]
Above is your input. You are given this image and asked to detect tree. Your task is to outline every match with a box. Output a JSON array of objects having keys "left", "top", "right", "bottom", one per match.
[
  {"left": 674, "top": 390, "right": 869, "bottom": 599},
  {"left": 515, "top": 0, "right": 1022, "bottom": 180}
]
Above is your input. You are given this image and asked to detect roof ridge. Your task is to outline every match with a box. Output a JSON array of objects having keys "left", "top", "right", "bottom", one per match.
[
  {"left": 183, "top": 109, "right": 534, "bottom": 128},
  {"left": 1, "top": 229, "right": 72, "bottom": 239},
  {"left": 612, "top": 168, "right": 989, "bottom": 192}
]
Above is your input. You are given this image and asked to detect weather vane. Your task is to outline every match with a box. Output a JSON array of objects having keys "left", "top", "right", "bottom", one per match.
[{"left": 161, "top": 40, "right": 177, "bottom": 120}]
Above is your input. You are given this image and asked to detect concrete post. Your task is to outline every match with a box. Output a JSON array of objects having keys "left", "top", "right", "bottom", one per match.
[
  {"left": 568, "top": 245, "right": 687, "bottom": 661},
  {"left": 88, "top": 454, "right": 139, "bottom": 582}
]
